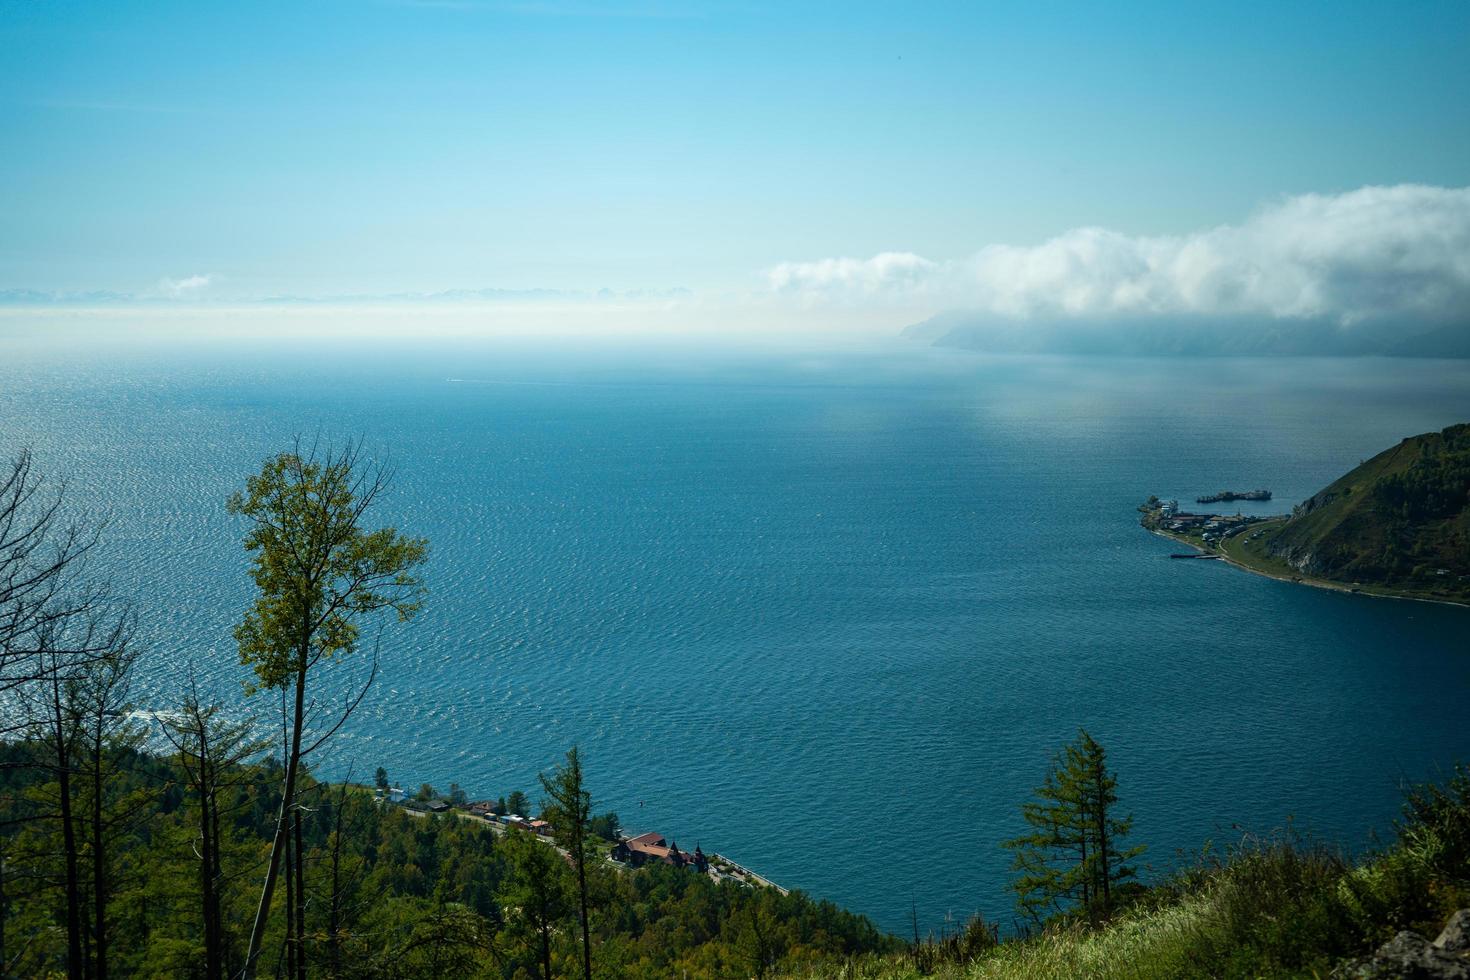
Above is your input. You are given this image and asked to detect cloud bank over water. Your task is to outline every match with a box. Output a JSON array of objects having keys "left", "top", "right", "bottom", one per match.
[
  {"left": 768, "top": 185, "right": 1470, "bottom": 327},
  {"left": 7, "top": 185, "right": 1468, "bottom": 344}
]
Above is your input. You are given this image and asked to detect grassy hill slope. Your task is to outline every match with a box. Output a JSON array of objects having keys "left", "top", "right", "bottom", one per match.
[
  {"left": 783, "top": 767, "right": 1470, "bottom": 980},
  {"left": 1264, "top": 423, "right": 1470, "bottom": 600}
]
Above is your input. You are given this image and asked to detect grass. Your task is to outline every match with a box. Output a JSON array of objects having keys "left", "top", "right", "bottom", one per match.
[
  {"left": 1219, "top": 521, "right": 1469, "bottom": 604},
  {"left": 1146, "top": 513, "right": 1470, "bottom": 607},
  {"left": 1218, "top": 519, "right": 1295, "bottom": 574},
  {"left": 781, "top": 766, "right": 1470, "bottom": 980}
]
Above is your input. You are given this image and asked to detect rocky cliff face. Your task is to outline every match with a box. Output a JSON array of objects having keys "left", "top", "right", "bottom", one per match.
[{"left": 1273, "top": 491, "right": 1340, "bottom": 575}]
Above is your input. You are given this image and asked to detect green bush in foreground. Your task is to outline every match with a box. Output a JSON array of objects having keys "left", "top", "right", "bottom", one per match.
[{"left": 784, "top": 765, "right": 1470, "bottom": 980}]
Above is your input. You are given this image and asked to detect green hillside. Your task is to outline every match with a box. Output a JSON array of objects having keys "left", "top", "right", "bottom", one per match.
[
  {"left": 782, "top": 767, "right": 1470, "bottom": 980},
  {"left": 1264, "top": 423, "right": 1470, "bottom": 600}
]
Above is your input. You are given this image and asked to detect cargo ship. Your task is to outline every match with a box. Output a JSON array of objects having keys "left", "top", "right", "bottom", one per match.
[{"left": 1195, "top": 489, "right": 1272, "bottom": 504}]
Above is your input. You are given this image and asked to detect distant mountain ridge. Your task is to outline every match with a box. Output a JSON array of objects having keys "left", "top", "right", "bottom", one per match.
[
  {"left": 904, "top": 313, "right": 1470, "bottom": 357},
  {"left": 1267, "top": 423, "right": 1470, "bottom": 597}
]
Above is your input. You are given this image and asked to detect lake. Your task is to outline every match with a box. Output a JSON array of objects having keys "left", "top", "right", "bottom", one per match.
[{"left": 2, "top": 335, "right": 1468, "bottom": 935}]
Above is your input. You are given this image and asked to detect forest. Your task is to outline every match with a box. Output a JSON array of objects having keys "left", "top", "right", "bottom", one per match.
[
  {"left": 0, "top": 741, "right": 894, "bottom": 979},
  {"left": 0, "top": 442, "right": 895, "bottom": 979}
]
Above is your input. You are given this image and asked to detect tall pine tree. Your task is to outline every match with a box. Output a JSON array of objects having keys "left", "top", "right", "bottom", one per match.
[{"left": 1003, "top": 728, "right": 1142, "bottom": 925}]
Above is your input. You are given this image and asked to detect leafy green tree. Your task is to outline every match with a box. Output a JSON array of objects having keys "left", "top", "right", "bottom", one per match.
[
  {"left": 1003, "top": 728, "right": 1142, "bottom": 925},
  {"left": 375, "top": 767, "right": 389, "bottom": 791},
  {"left": 228, "top": 441, "right": 427, "bottom": 979},
  {"left": 540, "top": 746, "right": 595, "bottom": 980}
]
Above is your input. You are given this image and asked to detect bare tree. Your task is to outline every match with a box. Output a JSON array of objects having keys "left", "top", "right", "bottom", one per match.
[
  {"left": 0, "top": 448, "right": 106, "bottom": 728},
  {"left": 161, "top": 678, "right": 267, "bottom": 980},
  {"left": 70, "top": 615, "right": 146, "bottom": 980},
  {"left": 17, "top": 603, "right": 134, "bottom": 980},
  {"left": 0, "top": 447, "right": 142, "bottom": 980},
  {"left": 314, "top": 776, "right": 368, "bottom": 979}
]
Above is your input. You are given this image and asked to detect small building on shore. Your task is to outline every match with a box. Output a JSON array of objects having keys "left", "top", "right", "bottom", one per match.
[{"left": 612, "top": 832, "right": 710, "bottom": 872}]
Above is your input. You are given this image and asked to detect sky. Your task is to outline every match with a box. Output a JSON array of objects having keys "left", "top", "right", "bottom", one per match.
[{"left": 2, "top": 0, "right": 1469, "bottom": 335}]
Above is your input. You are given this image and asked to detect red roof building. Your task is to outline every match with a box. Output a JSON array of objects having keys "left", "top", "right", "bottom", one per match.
[{"left": 612, "top": 832, "right": 709, "bottom": 872}]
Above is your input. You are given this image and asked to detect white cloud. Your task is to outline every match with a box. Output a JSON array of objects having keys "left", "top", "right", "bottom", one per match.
[
  {"left": 767, "top": 185, "right": 1470, "bottom": 324},
  {"left": 767, "top": 251, "right": 937, "bottom": 300},
  {"left": 155, "top": 273, "right": 213, "bottom": 298}
]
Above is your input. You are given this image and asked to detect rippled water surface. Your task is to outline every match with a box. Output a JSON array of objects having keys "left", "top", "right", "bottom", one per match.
[{"left": 3, "top": 337, "right": 1468, "bottom": 934}]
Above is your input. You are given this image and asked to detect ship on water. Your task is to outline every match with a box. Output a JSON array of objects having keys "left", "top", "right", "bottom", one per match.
[{"left": 1196, "top": 489, "right": 1272, "bottom": 504}]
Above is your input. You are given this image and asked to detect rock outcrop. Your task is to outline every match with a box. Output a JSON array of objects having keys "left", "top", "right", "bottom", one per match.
[{"left": 1342, "top": 909, "right": 1470, "bottom": 978}]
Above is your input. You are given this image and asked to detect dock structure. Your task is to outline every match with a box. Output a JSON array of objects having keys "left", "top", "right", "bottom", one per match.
[{"left": 710, "top": 853, "right": 789, "bottom": 895}]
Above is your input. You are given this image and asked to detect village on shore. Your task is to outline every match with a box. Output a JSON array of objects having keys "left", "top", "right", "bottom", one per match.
[
  {"left": 371, "top": 778, "right": 787, "bottom": 895},
  {"left": 1139, "top": 494, "right": 1282, "bottom": 548}
]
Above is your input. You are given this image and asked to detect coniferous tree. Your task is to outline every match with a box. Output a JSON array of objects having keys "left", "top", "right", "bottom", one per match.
[
  {"left": 540, "top": 746, "right": 594, "bottom": 980},
  {"left": 1003, "top": 728, "right": 1142, "bottom": 925},
  {"left": 506, "top": 790, "right": 529, "bottom": 817},
  {"left": 1002, "top": 768, "right": 1084, "bottom": 924},
  {"left": 733, "top": 892, "right": 785, "bottom": 980},
  {"left": 498, "top": 827, "right": 573, "bottom": 980},
  {"left": 1070, "top": 729, "right": 1143, "bottom": 916}
]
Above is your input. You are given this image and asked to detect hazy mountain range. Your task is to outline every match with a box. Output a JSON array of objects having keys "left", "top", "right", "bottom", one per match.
[{"left": 903, "top": 313, "right": 1470, "bottom": 358}]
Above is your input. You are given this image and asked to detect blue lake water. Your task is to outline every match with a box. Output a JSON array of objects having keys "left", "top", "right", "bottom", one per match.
[{"left": 2, "top": 336, "right": 1468, "bottom": 935}]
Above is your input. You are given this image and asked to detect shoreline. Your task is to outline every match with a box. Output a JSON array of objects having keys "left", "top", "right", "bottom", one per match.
[
  {"left": 377, "top": 787, "right": 789, "bottom": 893},
  {"left": 1144, "top": 522, "right": 1470, "bottom": 610}
]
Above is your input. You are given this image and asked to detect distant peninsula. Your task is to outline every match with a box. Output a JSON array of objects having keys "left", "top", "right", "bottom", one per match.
[
  {"left": 1141, "top": 423, "right": 1470, "bottom": 606},
  {"left": 905, "top": 313, "right": 1470, "bottom": 358}
]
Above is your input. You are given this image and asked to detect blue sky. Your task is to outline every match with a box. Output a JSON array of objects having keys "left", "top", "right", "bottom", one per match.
[{"left": 2, "top": 0, "right": 1469, "bottom": 325}]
